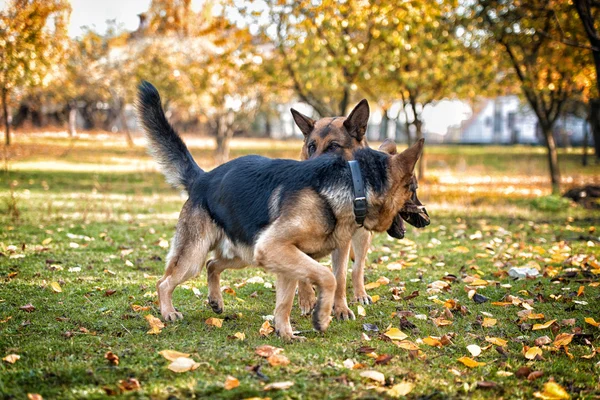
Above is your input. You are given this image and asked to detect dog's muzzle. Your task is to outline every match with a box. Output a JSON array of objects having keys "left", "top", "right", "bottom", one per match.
[{"left": 387, "top": 192, "right": 430, "bottom": 239}]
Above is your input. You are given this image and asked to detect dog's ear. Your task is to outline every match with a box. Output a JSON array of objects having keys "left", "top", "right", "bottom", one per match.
[
  {"left": 394, "top": 138, "right": 424, "bottom": 174},
  {"left": 290, "top": 109, "right": 315, "bottom": 137},
  {"left": 344, "top": 99, "right": 369, "bottom": 141},
  {"left": 378, "top": 138, "right": 397, "bottom": 155}
]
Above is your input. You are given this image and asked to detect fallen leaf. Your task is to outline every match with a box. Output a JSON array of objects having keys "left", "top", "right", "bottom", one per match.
[
  {"left": 423, "top": 336, "right": 443, "bottom": 347},
  {"left": 452, "top": 246, "right": 470, "bottom": 253},
  {"left": 371, "top": 295, "right": 380, "bottom": 303},
  {"left": 433, "top": 317, "right": 453, "bottom": 327},
  {"left": 535, "top": 336, "right": 552, "bottom": 346},
  {"left": 524, "top": 346, "right": 543, "bottom": 360},
  {"left": 259, "top": 320, "right": 274, "bottom": 336},
  {"left": 3, "top": 354, "right": 20, "bottom": 364},
  {"left": 394, "top": 340, "right": 420, "bottom": 351},
  {"left": 365, "top": 282, "right": 381, "bottom": 290},
  {"left": 233, "top": 332, "right": 245, "bottom": 341},
  {"left": 131, "top": 304, "right": 150, "bottom": 312},
  {"left": 224, "top": 375, "right": 239, "bottom": 390},
  {"left": 50, "top": 282, "right": 62, "bottom": 293},
  {"left": 360, "top": 370, "right": 385, "bottom": 384},
  {"left": 457, "top": 356, "right": 485, "bottom": 368},
  {"left": 267, "top": 354, "right": 290, "bottom": 366},
  {"left": 388, "top": 381, "right": 414, "bottom": 397},
  {"left": 384, "top": 327, "right": 408, "bottom": 341},
  {"left": 485, "top": 336, "right": 508, "bottom": 347},
  {"left": 528, "top": 371, "right": 544, "bottom": 381},
  {"left": 104, "top": 351, "right": 119, "bottom": 366},
  {"left": 532, "top": 320, "right": 556, "bottom": 331},
  {"left": 376, "top": 276, "right": 391, "bottom": 285},
  {"left": 533, "top": 381, "right": 570, "bottom": 399},
  {"left": 118, "top": 378, "right": 141, "bottom": 391},
  {"left": 467, "top": 344, "right": 482, "bottom": 357},
  {"left": 205, "top": 317, "right": 223, "bottom": 328},
  {"left": 516, "top": 366, "right": 532, "bottom": 378},
  {"left": 168, "top": 357, "right": 200, "bottom": 373},
  {"left": 357, "top": 305, "right": 366, "bottom": 317},
  {"left": 159, "top": 350, "right": 191, "bottom": 361},
  {"left": 264, "top": 381, "right": 294, "bottom": 390},
  {"left": 477, "top": 381, "right": 498, "bottom": 389},
  {"left": 374, "top": 354, "right": 393, "bottom": 365},
  {"left": 19, "top": 304, "right": 36, "bottom": 313},
  {"left": 482, "top": 318, "right": 497, "bottom": 327},
  {"left": 145, "top": 314, "right": 164, "bottom": 335},
  {"left": 27, "top": 394, "right": 43, "bottom": 400},
  {"left": 553, "top": 333, "right": 574, "bottom": 348},
  {"left": 585, "top": 317, "right": 600, "bottom": 327}
]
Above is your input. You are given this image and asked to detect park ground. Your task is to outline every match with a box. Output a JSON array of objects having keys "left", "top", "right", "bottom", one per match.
[{"left": 1, "top": 132, "right": 600, "bottom": 399}]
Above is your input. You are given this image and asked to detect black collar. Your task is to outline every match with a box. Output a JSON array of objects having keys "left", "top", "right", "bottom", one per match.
[{"left": 348, "top": 160, "right": 367, "bottom": 226}]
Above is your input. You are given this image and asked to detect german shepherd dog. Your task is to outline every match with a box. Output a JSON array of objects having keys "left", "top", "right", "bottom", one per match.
[
  {"left": 138, "top": 81, "right": 426, "bottom": 340},
  {"left": 206, "top": 100, "right": 430, "bottom": 320}
]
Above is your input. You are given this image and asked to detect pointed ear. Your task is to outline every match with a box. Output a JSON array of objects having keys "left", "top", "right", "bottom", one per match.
[
  {"left": 290, "top": 108, "right": 315, "bottom": 137},
  {"left": 343, "top": 99, "right": 369, "bottom": 141},
  {"left": 378, "top": 138, "right": 397, "bottom": 155},
  {"left": 394, "top": 138, "right": 424, "bottom": 173}
]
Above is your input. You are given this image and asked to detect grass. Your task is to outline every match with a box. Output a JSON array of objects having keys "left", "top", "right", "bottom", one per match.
[{"left": 1, "top": 132, "right": 600, "bottom": 399}]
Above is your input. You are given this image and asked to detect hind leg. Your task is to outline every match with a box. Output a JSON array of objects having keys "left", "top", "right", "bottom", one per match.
[
  {"left": 157, "top": 205, "right": 215, "bottom": 321},
  {"left": 297, "top": 279, "right": 316, "bottom": 316},
  {"left": 352, "top": 229, "right": 372, "bottom": 305},
  {"left": 207, "top": 257, "right": 246, "bottom": 314}
]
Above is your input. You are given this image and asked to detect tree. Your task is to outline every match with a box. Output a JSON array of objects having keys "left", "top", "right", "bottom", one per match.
[
  {"left": 0, "top": 0, "right": 70, "bottom": 145},
  {"left": 475, "top": 0, "right": 593, "bottom": 194},
  {"left": 572, "top": 0, "right": 600, "bottom": 160}
]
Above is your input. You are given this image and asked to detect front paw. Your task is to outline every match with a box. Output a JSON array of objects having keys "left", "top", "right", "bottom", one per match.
[
  {"left": 353, "top": 290, "right": 372, "bottom": 305},
  {"left": 163, "top": 311, "right": 183, "bottom": 321},
  {"left": 333, "top": 304, "right": 356, "bottom": 321},
  {"left": 208, "top": 296, "right": 224, "bottom": 314}
]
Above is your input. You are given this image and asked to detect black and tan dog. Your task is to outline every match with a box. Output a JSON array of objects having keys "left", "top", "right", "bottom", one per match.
[{"left": 138, "top": 81, "right": 425, "bottom": 340}]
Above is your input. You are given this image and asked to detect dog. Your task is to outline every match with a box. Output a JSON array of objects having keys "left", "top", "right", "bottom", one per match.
[{"left": 137, "top": 81, "right": 425, "bottom": 340}]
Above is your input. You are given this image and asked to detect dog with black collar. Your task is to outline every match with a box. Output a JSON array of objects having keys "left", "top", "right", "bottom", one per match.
[{"left": 137, "top": 81, "right": 426, "bottom": 340}]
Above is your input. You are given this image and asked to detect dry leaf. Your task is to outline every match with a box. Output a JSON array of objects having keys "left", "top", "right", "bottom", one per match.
[
  {"left": 384, "top": 327, "right": 408, "bottom": 341},
  {"left": 482, "top": 317, "right": 497, "bottom": 327},
  {"left": 524, "top": 346, "right": 543, "bottom": 360},
  {"left": 264, "top": 381, "right": 294, "bottom": 390},
  {"left": 457, "top": 356, "right": 485, "bottom": 368},
  {"left": 255, "top": 345, "right": 284, "bottom": 358},
  {"left": 394, "top": 340, "right": 420, "bottom": 350},
  {"left": 50, "top": 282, "right": 62, "bottom": 293},
  {"left": 233, "top": 332, "right": 245, "bottom": 341},
  {"left": 224, "top": 375, "right": 240, "bottom": 390},
  {"left": 3, "top": 354, "right": 20, "bottom": 364},
  {"left": 532, "top": 320, "right": 556, "bottom": 330},
  {"left": 19, "top": 304, "right": 36, "bottom": 313},
  {"left": 388, "top": 381, "right": 414, "bottom": 397},
  {"left": 131, "top": 304, "right": 151, "bottom": 312},
  {"left": 27, "top": 394, "right": 43, "bottom": 400},
  {"left": 267, "top": 354, "right": 290, "bottom": 366},
  {"left": 118, "top": 378, "right": 141, "bottom": 391},
  {"left": 585, "top": 317, "right": 600, "bottom": 327},
  {"left": 371, "top": 295, "right": 380, "bottom": 303},
  {"left": 360, "top": 370, "right": 385, "bottom": 384},
  {"left": 533, "top": 381, "right": 570, "bottom": 399},
  {"left": 357, "top": 305, "right": 366, "bottom": 317},
  {"left": 205, "top": 317, "right": 223, "bottom": 328},
  {"left": 104, "top": 351, "right": 119, "bottom": 366},
  {"left": 535, "top": 336, "right": 552, "bottom": 346},
  {"left": 259, "top": 320, "right": 274, "bottom": 336},
  {"left": 145, "top": 314, "right": 164, "bottom": 334},
  {"left": 433, "top": 317, "right": 453, "bottom": 327},
  {"left": 423, "top": 336, "right": 443, "bottom": 347},
  {"left": 376, "top": 276, "right": 390, "bottom": 285},
  {"left": 159, "top": 350, "right": 191, "bottom": 361},
  {"left": 528, "top": 371, "right": 544, "bottom": 381},
  {"left": 553, "top": 333, "right": 574, "bottom": 348},
  {"left": 167, "top": 357, "right": 200, "bottom": 373},
  {"left": 365, "top": 282, "right": 381, "bottom": 290},
  {"left": 485, "top": 336, "right": 508, "bottom": 347},
  {"left": 467, "top": 344, "right": 482, "bottom": 357}
]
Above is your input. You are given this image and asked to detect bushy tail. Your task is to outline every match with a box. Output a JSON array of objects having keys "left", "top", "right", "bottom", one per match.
[{"left": 136, "top": 81, "right": 203, "bottom": 192}]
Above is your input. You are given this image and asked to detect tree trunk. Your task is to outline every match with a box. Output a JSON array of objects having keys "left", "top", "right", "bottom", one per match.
[
  {"left": 68, "top": 105, "right": 77, "bottom": 137},
  {"left": 215, "top": 115, "right": 234, "bottom": 164},
  {"left": 582, "top": 117, "right": 589, "bottom": 166},
  {"left": 339, "top": 86, "right": 350, "bottom": 116},
  {"left": 415, "top": 118, "right": 425, "bottom": 180},
  {"left": 265, "top": 114, "right": 272, "bottom": 138},
  {"left": 379, "top": 107, "right": 389, "bottom": 141},
  {"left": 542, "top": 125, "right": 561, "bottom": 194},
  {"left": 591, "top": 99, "right": 600, "bottom": 160},
  {"left": 2, "top": 88, "right": 10, "bottom": 146}
]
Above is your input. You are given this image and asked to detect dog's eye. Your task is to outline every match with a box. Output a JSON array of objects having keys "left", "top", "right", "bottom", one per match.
[
  {"left": 308, "top": 143, "right": 316, "bottom": 156},
  {"left": 326, "top": 142, "right": 340, "bottom": 152}
]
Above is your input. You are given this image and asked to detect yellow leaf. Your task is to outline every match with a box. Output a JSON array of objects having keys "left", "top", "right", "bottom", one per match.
[
  {"left": 577, "top": 286, "right": 584, "bottom": 296},
  {"left": 50, "top": 282, "right": 62, "bottom": 293},
  {"left": 205, "top": 317, "right": 223, "bottom": 328},
  {"left": 470, "top": 279, "right": 489, "bottom": 286},
  {"left": 388, "top": 381, "right": 414, "bottom": 397},
  {"left": 267, "top": 354, "right": 290, "bottom": 366},
  {"left": 3, "top": 354, "right": 20, "bottom": 364},
  {"left": 482, "top": 317, "right": 497, "bottom": 327},
  {"left": 159, "top": 350, "right": 190, "bottom": 362},
  {"left": 371, "top": 295, "right": 380, "bottom": 303},
  {"left": 585, "top": 317, "right": 600, "bottom": 327},
  {"left": 553, "top": 333, "right": 574, "bottom": 347},
  {"left": 27, "top": 394, "right": 43, "bottom": 400},
  {"left": 365, "top": 282, "right": 381, "bottom": 290},
  {"left": 167, "top": 357, "right": 200, "bottom": 373},
  {"left": 255, "top": 344, "right": 283, "bottom": 358},
  {"left": 433, "top": 317, "right": 453, "bottom": 327},
  {"left": 42, "top": 238, "right": 52, "bottom": 245},
  {"left": 422, "top": 336, "right": 443, "bottom": 347},
  {"left": 457, "top": 356, "right": 485, "bottom": 368},
  {"left": 259, "top": 320, "right": 274, "bottom": 336},
  {"left": 131, "top": 304, "right": 151, "bottom": 312},
  {"left": 357, "top": 305, "right": 366, "bottom": 317},
  {"left": 233, "top": 332, "right": 245, "bottom": 341},
  {"left": 376, "top": 276, "right": 390, "bottom": 285},
  {"left": 145, "top": 314, "right": 164, "bottom": 335},
  {"left": 224, "top": 375, "right": 239, "bottom": 390},
  {"left": 384, "top": 327, "right": 408, "bottom": 341},
  {"left": 485, "top": 336, "right": 508, "bottom": 347},
  {"left": 533, "top": 381, "right": 570, "bottom": 399},
  {"left": 532, "top": 320, "right": 556, "bottom": 330},
  {"left": 524, "top": 346, "right": 543, "bottom": 360},
  {"left": 394, "top": 340, "right": 420, "bottom": 350},
  {"left": 264, "top": 381, "right": 294, "bottom": 391},
  {"left": 360, "top": 370, "right": 385, "bottom": 384},
  {"left": 451, "top": 246, "right": 470, "bottom": 253},
  {"left": 527, "top": 313, "right": 545, "bottom": 320}
]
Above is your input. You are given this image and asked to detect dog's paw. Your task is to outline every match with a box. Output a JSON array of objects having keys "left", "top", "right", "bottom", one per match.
[
  {"left": 354, "top": 292, "right": 372, "bottom": 305},
  {"left": 164, "top": 311, "right": 183, "bottom": 321},
  {"left": 333, "top": 305, "right": 356, "bottom": 321},
  {"left": 208, "top": 297, "right": 224, "bottom": 314},
  {"left": 298, "top": 293, "right": 317, "bottom": 316}
]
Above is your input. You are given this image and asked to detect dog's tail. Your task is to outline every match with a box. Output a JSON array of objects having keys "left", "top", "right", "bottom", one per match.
[{"left": 136, "top": 81, "right": 203, "bottom": 193}]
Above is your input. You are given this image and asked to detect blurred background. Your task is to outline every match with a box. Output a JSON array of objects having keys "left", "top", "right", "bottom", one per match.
[{"left": 0, "top": 0, "right": 599, "bottom": 212}]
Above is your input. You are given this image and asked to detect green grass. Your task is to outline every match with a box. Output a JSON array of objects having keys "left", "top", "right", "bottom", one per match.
[{"left": 1, "top": 135, "right": 600, "bottom": 399}]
